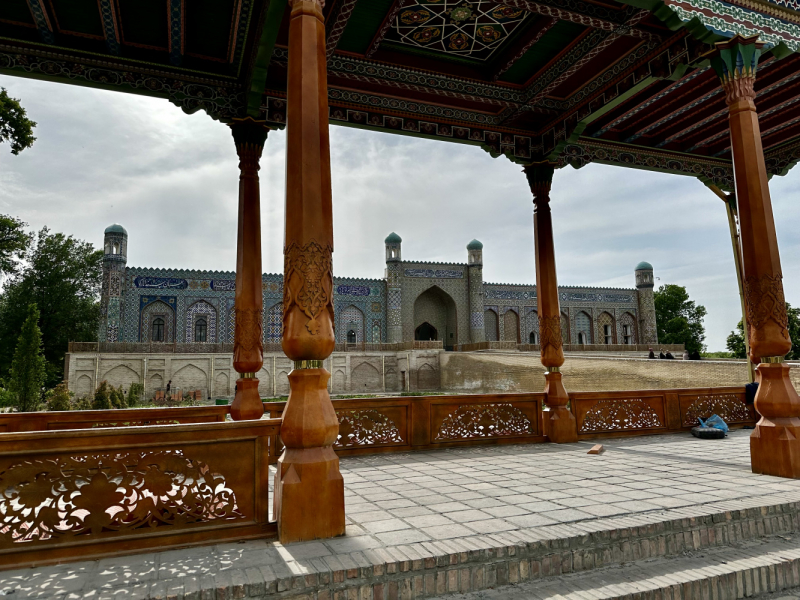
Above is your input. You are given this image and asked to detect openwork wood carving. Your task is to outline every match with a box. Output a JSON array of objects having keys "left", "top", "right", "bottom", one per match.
[
  {"left": 91, "top": 419, "right": 180, "bottom": 428},
  {"left": 336, "top": 410, "right": 404, "bottom": 447},
  {"left": 744, "top": 273, "right": 789, "bottom": 342},
  {"left": 683, "top": 394, "right": 751, "bottom": 426},
  {"left": 435, "top": 403, "right": 533, "bottom": 440},
  {"left": 580, "top": 398, "right": 662, "bottom": 433},
  {"left": 283, "top": 241, "right": 334, "bottom": 335},
  {"left": 0, "top": 450, "right": 243, "bottom": 546}
]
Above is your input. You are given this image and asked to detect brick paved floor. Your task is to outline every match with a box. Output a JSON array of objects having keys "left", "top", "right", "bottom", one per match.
[{"left": 5, "top": 430, "right": 800, "bottom": 598}]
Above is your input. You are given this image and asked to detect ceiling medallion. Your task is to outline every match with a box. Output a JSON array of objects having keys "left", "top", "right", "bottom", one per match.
[{"left": 390, "top": 0, "right": 529, "bottom": 61}]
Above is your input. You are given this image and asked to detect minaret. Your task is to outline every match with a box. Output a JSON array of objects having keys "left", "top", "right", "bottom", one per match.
[
  {"left": 635, "top": 261, "right": 658, "bottom": 344},
  {"left": 385, "top": 232, "right": 403, "bottom": 343},
  {"left": 467, "top": 239, "right": 485, "bottom": 343},
  {"left": 99, "top": 224, "right": 128, "bottom": 342}
]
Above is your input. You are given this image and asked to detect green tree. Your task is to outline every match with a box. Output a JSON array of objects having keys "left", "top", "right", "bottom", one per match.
[
  {"left": 654, "top": 284, "right": 707, "bottom": 354},
  {"left": 0, "top": 88, "right": 36, "bottom": 155},
  {"left": 46, "top": 382, "right": 72, "bottom": 411},
  {"left": 727, "top": 303, "right": 800, "bottom": 360},
  {"left": 0, "top": 227, "right": 102, "bottom": 386},
  {"left": 93, "top": 381, "right": 112, "bottom": 410},
  {"left": 726, "top": 320, "right": 747, "bottom": 359},
  {"left": 110, "top": 385, "right": 127, "bottom": 409},
  {"left": 0, "top": 215, "right": 30, "bottom": 277},
  {"left": 9, "top": 304, "right": 46, "bottom": 412},
  {"left": 128, "top": 382, "right": 143, "bottom": 407}
]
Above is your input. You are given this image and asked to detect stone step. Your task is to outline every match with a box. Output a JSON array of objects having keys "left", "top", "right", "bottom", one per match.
[{"left": 432, "top": 534, "right": 800, "bottom": 600}]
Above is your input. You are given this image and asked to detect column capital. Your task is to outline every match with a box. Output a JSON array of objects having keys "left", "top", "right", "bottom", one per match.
[
  {"left": 230, "top": 117, "right": 270, "bottom": 153},
  {"left": 288, "top": 0, "right": 325, "bottom": 9},
  {"left": 524, "top": 162, "right": 556, "bottom": 205},
  {"left": 705, "top": 35, "right": 765, "bottom": 106}
]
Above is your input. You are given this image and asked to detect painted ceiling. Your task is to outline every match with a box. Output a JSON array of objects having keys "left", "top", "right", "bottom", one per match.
[{"left": 386, "top": 0, "right": 530, "bottom": 61}]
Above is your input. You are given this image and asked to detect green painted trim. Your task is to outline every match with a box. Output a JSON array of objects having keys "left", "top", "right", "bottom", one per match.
[
  {"left": 247, "top": 0, "right": 288, "bottom": 118},
  {"left": 0, "top": 37, "right": 239, "bottom": 81}
]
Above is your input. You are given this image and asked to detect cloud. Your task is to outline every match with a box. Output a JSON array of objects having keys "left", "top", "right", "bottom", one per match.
[{"left": 1, "top": 75, "right": 799, "bottom": 351}]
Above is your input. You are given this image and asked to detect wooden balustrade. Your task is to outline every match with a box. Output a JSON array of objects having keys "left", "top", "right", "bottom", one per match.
[
  {"left": 570, "top": 386, "right": 756, "bottom": 439},
  {"left": 0, "top": 419, "right": 280, "bottom": 569},
  {"left": 0, "top": 405, "right": 229, "bottom": 433},
  {"left": 265, "top": 392, "right": 546, "bottom": 456}
]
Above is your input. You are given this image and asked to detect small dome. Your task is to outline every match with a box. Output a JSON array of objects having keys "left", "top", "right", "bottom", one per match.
[
  {"left": 385, "top": 232, "right": 402, "bottom": 244},
  {"left": 467, "top": 239, "right": 483, "bottom": 251},
  {"left": 105, "top": 224, "right": 128, "bottom": 236},
  {"left": 635, "top": 261, "right": 653, "bottom": 271}
]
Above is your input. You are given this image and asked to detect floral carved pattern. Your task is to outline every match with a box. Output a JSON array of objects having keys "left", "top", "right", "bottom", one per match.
[
  {"left": 580, "top": 399, "right": 662, "bottom": 433},
  {"left": 0, "top": 450, "right": 243, "bottom": 546},
  {"left": 283, "top": 241, "right": 334, "bottom": 335},
  {"left": 744, "top": 274, "right": 790, "bottom": 343},
  {"left": 235, "top": 309, "right": 263, "bottom": 352},
  {"left": 435, "top": 404, "right": 533, "bottom": 441},
  {"left": 336, "top": 410, "right": 404, "bottom": 447},
  {"left": 538, "top": 315, "right": 562, "bottom": 355},
  {"left": 683, "top": 395, "right": 751, "bottom": 427}
]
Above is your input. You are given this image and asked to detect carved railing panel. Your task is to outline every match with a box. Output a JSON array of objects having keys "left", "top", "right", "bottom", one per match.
[
  {"left": 0, "top": 420, "right": 279, "bottom": 569},
  {"left": 577, "top": 398, "right": 664, "bottom": 433},
  {"left": 336, "top": 408, "right": 406, "bottom": 447},
  {"left": 434, "top": 403, "right": 535, "bottom": 440},
  {"left": 680, "top": 393, "right": 753, "bottom": 427}
]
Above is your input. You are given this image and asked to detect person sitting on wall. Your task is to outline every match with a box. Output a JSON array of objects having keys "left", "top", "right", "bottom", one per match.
[
  {"left": 648, "top": 348, "right": 655, "bottom": 359},
  {"left": 659, "top": 350, "right": 666, "bottom": 359},
  {"left": 665, "top": 350, "right": 675, "bottom": 359},
  {"left": 690, "top": 350, "right": 701, "bottom": 360},
  {"left": 682, "top": 350, "right": 689, "bottom": 360}
]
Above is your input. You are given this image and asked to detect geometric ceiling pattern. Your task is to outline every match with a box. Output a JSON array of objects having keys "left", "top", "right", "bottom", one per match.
[{"left": 388, "top": 0, "right": 530, "bottom": 61}]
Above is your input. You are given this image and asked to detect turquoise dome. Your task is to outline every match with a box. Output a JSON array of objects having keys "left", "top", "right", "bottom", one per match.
[
  {"left": 105, "top": 224, "right": 128, "bottom": 236},
  {"left": 467, "top": 239, "right": 483, "bottom": 250},
  {"left": 385, "top": 232, "right": 402, "bottom": 244},
  {"left": 635, "top": 261, "right": 653, "bottom": 271}
]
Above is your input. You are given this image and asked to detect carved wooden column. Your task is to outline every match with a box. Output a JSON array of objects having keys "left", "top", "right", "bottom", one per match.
[
  {"left": 229, "top": 117, "right": 269, "bottom": 421},
  {"left": 709, "top": 36, "right": 800, "bottom": 478},
  {"left": 273, "top": 0, "right": 345, "bottom": 543},
  {"left": 525, "top": 163, "right": 577, "bottom": 444}
]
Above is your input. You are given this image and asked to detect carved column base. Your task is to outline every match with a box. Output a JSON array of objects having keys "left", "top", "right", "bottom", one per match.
[
  {"left": 230, "top": 377, "right": 264, "bottom": 420},
  {"left": 543, "top": 370, "right": 577, "bottom": 443},
  {"left": 273, "top": 367, "right": 345, "bottom": 543},
  {"left": 751, "top": 362, "right": 800, "bottom": 478}
]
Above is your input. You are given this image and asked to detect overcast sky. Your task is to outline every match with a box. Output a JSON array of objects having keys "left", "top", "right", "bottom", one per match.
[{"left": 1, "top": 76, "right": 798, "bottom": 351}]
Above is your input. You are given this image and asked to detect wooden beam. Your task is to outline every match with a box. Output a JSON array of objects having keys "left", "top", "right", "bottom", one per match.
[
  {"left": 326, "top": 0, "right": 359, "bottom": 59},
  {"left": 25, "top": 0, "right": 54, "bottom": 44},
  {"left": 365, "top": 0, "right": 413, "bottom": 58},
  {"left": 496, "top": 0, "right": 659, "bottom": 41},
  {"left": 168, "top": 0, "right": 184, "bottom": 67},
  {"left": 96, "top": 0, "right": 121, "bottom": 55},
  {"left": 246, "top": 0, "right": 288, "bottom": 118},
  {"left": 493, "top": 17, "right": 557, "bottom": 81}
]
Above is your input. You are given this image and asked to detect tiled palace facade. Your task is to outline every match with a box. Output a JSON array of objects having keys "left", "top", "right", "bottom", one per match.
[{"left": 100, "top": 225, "right": 658, "bottom": 350}]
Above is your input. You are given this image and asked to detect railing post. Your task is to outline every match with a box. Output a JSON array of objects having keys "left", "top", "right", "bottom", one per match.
[
  {"left": 524, "top": 163, "right": 577, "bottom": 443},
  {"left": 707, "top": 36, "right": 800, "bottom": 478},
  {"left": 272, "top": 0, "right": 345, "bottom": 543}
]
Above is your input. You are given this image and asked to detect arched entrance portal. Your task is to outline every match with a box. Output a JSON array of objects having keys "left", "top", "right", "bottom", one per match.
[
  {"left": 415, "top": 322, "right": 438, "bottom": 341},
  {"left": 413, "top": 286, "right": 458, "bottom": 349}
]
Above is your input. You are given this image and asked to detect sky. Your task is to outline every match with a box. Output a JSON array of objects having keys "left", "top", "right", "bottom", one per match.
[{"left": 1, "top": 76, "right": 799, "bottom": 351}]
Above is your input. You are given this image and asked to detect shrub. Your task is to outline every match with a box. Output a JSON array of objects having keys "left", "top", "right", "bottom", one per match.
[
  {"left": 128, "top": 382, "right": 143, "bottom": 407},
  {"left": 110, "top": 385, "right": 127, "bottom": 409},
  {"left": 73, "top": 395, "right": 92, "bottom": 411},
  {"left": 93, "top": 380, "right": 112, "bottom": 410},
  {"left": 46, "top": 382, "right": 72, "bottom": 411}
]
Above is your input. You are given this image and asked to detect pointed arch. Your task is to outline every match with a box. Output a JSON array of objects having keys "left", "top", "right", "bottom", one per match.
[
  {"left": 414, "top": 286, "right": 458, "bottom": 346},
  {"left": 484, "top": 308, "right": 499, "bottom": 342},
  {"left": 596, "top": 311, "right": 616, "bottom": 345},
  {"left": 575, "top": 311, "right": 592, "bottom": 345},
  {"left": 502, "top": 308, "right": 520, "bottom": 343},
  {"left": 340, "top": 305, "right": 365, "bottom": 344},
  {"left": 619, "top": 311, "right": 638, "bottom": 345},
  {"left": 186, "top": 300, "right": 218, "bottom": 343},
  {"left": 140, "top": 300, "right": 176, "bottom": 343}
]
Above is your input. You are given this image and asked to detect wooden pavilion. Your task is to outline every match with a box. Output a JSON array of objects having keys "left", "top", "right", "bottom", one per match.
[{"left": 1, "top": 0, "right": 800, "bottom": 545}]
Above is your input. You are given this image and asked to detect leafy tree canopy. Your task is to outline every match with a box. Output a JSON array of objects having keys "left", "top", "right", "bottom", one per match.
[
  {"left": 654, "top": 284, "right": 707, "bottom": 354},
  {"left": 0, "top": 214, "right": 31, "bottom": 276},
  {"left": 0, "top": 227, "right": 102, "bottom": 386},
  {"left": 727, "top": 303, "right": 800, "bottom": 360},
  {"left": 0, "top": 88, "right": 36, "bottom": 155},
  {"left": 9, "top": 303, "right": 46, "bottom": 412}
]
